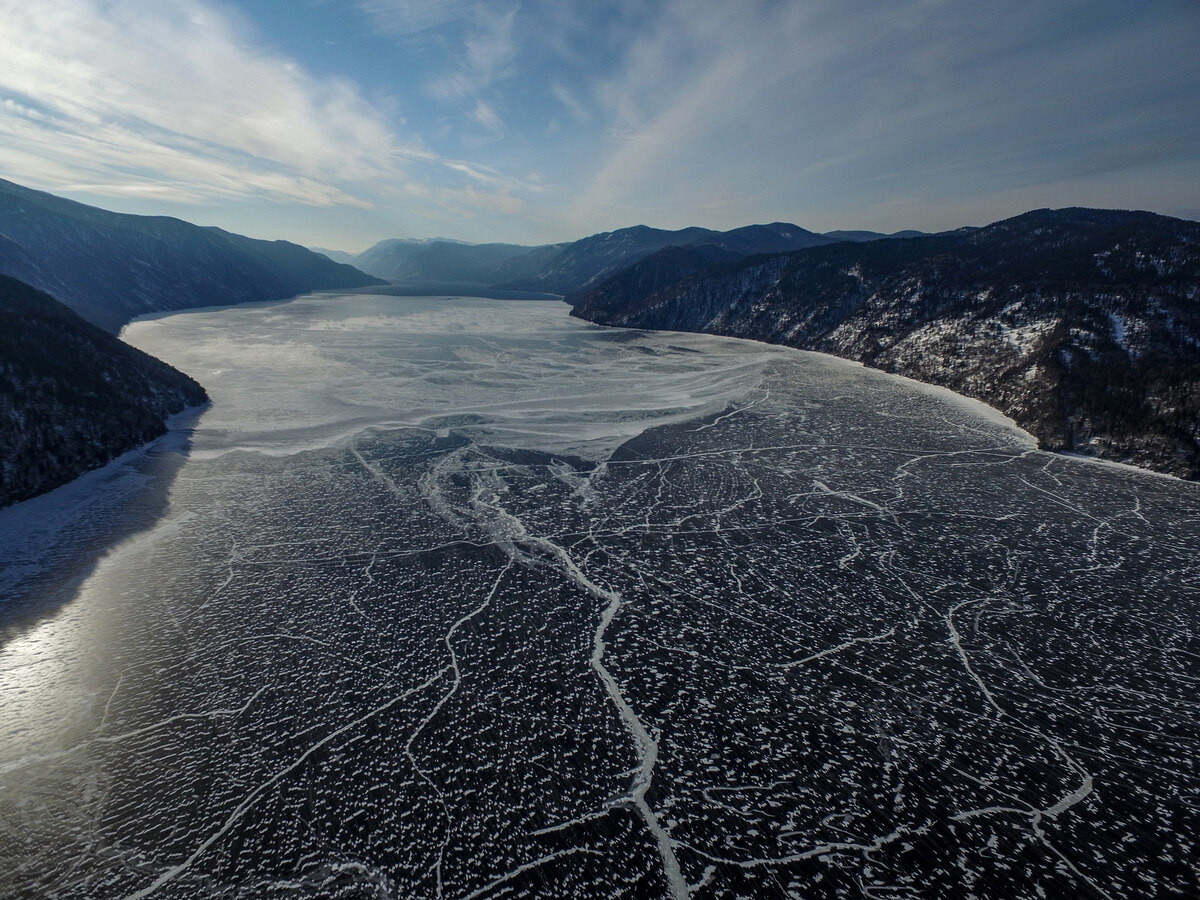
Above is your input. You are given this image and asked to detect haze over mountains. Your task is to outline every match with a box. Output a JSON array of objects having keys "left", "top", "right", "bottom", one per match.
[{"left": 342, "top": 222, "right": 866, "bottom": 296}]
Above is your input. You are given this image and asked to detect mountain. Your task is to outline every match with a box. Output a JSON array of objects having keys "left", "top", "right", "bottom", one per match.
[
  {"left": 694, "top": 222, "right": 838, "bottom": 255},
  {"left": 310, "top": 247, "right": 360, "bottom": 266},
  {"left": 354, "top": 238, "right": 542, "bottom": 284},
  {"left": 0, "top": 179, "right": 383, "bottom": 332},
  {"left": 495, "top": 222, "right": 834, "bottom": 295},
  {"left": 562, "top": 244, "right": 743, "bottom": 314},
  {"left": 353, "top": 238, "right": 455, "bottom": 280},
  {"left": 345, "top": 222, "right": 837, "bottom": 297},
  {"left": 571, "top": 207, "right": 1200, "bottom": 479},
  {"left": 0, "top": 275, "right": 208, "bottom": 508},
  {"left": 823, "top": 229, "right": 927, "bottom": 242}
]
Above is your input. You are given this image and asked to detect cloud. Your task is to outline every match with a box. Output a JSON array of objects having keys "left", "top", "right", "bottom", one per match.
[
  {"left": 425, "top": 3, "right": 518, "bottom": 120},
  {"left": 469, "top": 100, "right": 505, "bottom": 137},
  {"left": 363, "top": 2, "right": 520, "bottom": 143},
  {"left": 2, "top": 0, "right": 1195, "bottom": 246},
  {"left": 0, "top": 0, "right": 404, "bottom": 205},
  {"left": 0, "top": 0, "right": 545, "bottom": 220},
  {"left": 550, "top": 82, "right": 591, "bottom": 124},
  {"left": 463, "top": 5, "right": 518, "bottom": 86},
  {"left": 564, "top": 0, "right": 1200, "bottom": 232},
  {"left": 355, "top": 0, "right": 475, "bottom": 38}
]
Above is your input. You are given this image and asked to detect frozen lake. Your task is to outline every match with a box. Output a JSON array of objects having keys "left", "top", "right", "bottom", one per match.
[{"left": 1, "top": 294, "right": 1198, "bottom": 899}]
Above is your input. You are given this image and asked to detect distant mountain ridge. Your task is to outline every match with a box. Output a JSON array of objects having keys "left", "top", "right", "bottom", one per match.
[
  {"left": 354, "top": 238, "right": 541, "bottom": 284},
  {"left": 0, "top": 179, "right": 383, "bottom": 332},
  {"left": 570, "top": 207, "right": 1200, "bottom": 479},
  {"left": 822, "top": 229, "right": 928, "bottom": 242},
  {"left": 0, "top": 275, "right": 208, "bottom": 507},
  {"left": 492, "top": 222, "right": 837, "bottom": 295},
  {"left": 310, "top": 247, "right": 359, "bottom": 266},
  {"left": 346, "top": 222, "right": 844, "bottom": 297}
]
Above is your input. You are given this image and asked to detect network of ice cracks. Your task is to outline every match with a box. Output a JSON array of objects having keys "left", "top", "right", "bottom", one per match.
[{"left": 1, "top": 295, "right": 1197, "bottom": 899}]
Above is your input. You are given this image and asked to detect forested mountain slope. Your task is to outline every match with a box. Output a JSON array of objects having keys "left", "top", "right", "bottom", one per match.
[
  {"left": 0, "top": 275, "right": 208, "bottom": 507},
  {"left": 571, "top": 208, "right": 1200, "bottom": 478},
  {"left": 0, "top": 179, "right": 382, "bottom": 332}
]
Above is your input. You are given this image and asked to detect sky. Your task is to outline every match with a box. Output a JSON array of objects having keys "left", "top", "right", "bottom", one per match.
[{"left": 1, "top": 0, "right": 1198, "bottom": 252}]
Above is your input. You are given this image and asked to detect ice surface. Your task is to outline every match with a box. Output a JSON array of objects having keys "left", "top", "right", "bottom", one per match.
[
  {"left": 121, "top": 296, "right": 778, "bottom": 459},
  {"left": 2, "top": 294, "right": 1198, "bottom": 899}
]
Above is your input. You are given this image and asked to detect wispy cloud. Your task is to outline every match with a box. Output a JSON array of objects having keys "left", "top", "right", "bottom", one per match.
[
  {"left": 469, "top": 100, "right": 506, "bottom": 137},
  {"left": 564, "top": 0, "right": 1200, "bottom": 233},
  {"left": 0, "top": 0, "right": 400, "bottom": 204},
  {"left": 463, "top": 5, "right": 518, "bottom": 87},
  {"left": 550, "top": 81, "right": 591, "bottom": 124},
  {"left": 422, "top": 3, "right": 518, "bottom": 141},
  {"left": 0, "top": 0, "right": 542, "bottom": 220},
  {"left": 1, "top": 0, "right": 1195, "bottom": 246},
  {"left": 355, "top": 0, "right": 475, "bottom": 39}
]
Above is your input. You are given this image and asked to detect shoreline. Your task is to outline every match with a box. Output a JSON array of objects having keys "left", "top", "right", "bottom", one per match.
[
  {"left": 19, "top": 293, "right": 1194, "bottom": 530},
  {"left": 584, "top": 321, "right": 1195, "bottom": 487},
  {"left": 0, "top": 405, "right": 204, "bottom": 617}
]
